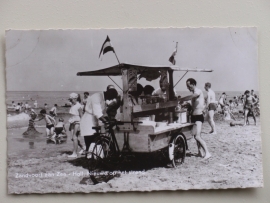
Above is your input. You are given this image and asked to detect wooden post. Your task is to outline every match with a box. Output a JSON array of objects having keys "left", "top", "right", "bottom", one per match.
[
  {"left": 119, "top": 69, "right": 133, "bottom": 131},
  {"left": 168, "top": 70, "right": 175, "bottom": 123},
  {"left": 168, "top": 70, "right": 175, "bottom": 100}
]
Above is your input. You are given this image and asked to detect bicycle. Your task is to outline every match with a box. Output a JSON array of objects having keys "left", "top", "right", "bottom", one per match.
[{"left": 86, "top": 120, "right": 141, "bottom": 181}]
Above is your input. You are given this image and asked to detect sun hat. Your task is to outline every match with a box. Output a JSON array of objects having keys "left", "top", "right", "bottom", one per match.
[{"left": 69, "top": 93, "right": 78, "bottom": 99}]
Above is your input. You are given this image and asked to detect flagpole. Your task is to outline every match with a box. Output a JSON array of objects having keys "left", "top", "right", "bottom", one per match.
[{"left": 113, "top": 49, "right": 121, "bottom": 65}]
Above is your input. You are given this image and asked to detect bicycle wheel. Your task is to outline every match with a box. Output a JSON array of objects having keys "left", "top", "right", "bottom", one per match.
[
  {"left": 93, "top": 136, "right": 115, "bottom": 159},
  {"left": 170, "top": 134, "right": 186, "bottom": 167},
  {"left": 87, "top": 136, "right": 115, "bottom": 171}
]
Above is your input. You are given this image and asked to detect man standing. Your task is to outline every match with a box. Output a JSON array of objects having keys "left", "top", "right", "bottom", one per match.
[
  {"left": 80, "top": 88, "right": 118, "bottom": 152},
  {"left": 204, "top": 82, "right": 217, "bottom": 134},
  {"left": 179, "top": 78, "right": 211, "bottom": 160},
  {"left": 218, "top": 92, "right": 227, "bottom": 110}
]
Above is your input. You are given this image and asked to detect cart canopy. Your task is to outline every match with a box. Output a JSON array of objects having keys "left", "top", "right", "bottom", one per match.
[{"left": 77, "top": 63, "right": 212, "bottom": 76}]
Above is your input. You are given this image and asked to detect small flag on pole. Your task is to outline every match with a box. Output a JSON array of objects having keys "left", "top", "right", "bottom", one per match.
[
  {"left": 99, "top": 36, "right": 115, "bottom": 58},
  {"left": 169, "top": 42, "right": 178, "bottom": 65}
]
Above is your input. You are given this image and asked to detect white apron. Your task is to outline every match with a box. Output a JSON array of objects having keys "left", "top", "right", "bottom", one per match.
[
  {"left": 80, "top": 112, "right": 98, "bottom": 136},
  {"left": 80, "top": 92, "right": 106, "bottom": 136}
]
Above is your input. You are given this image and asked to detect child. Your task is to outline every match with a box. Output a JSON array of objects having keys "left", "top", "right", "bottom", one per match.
[
  {"left": 54, "top": 117, "right": 66, "bottom": 138},
  {"left": 223, "top": 104, "right": 231, "bottom": 121},
  {"left": 49, "top": 104, "right": 58, "bottom": 117},
  {"left": 15, "top": 103, "right": 21, "bottom": 113},
  {"left": 23, "top": 109, "right": 41, "bottom": 136},
  {"left": 229, "top": 100, "right": 235, "bottom": 112},
  {"left": 38, "top": 109, "right": 56, "bottom": 138}
]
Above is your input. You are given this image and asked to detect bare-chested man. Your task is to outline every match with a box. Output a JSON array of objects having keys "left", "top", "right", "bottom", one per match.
[
  {"left": 243, "top": 90, "right": 257, "bottom": 126},
  {"left": 179, "top": 78, "right": 211, "bottom": 160},
  {"left": 204, "top": 82, "right": 217, "bottom": 134}
]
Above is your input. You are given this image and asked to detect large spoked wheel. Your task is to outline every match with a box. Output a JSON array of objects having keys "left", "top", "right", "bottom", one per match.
[
  {"left": 170, "top": 134, "right": 186, "bottom": 168},
  {"left": 87, "top": 136, "right": 116, "bottom": 184},
  {"left": 87, "top": 136, "right": 114, "bottom": 171}
]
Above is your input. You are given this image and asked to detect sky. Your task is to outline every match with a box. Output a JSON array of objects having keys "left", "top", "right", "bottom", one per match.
[{"left": 5, "top": 28, "right": 259, "bottom": 92}]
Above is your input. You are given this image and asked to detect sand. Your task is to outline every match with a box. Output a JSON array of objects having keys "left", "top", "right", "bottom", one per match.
[{"left": 7, "top": 113, "right": 263, "bottom": 194}]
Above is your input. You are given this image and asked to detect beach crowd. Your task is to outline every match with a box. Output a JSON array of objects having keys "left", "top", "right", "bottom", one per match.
[{"left": 7, "top": 79, "right": 260, "bottom": 161}]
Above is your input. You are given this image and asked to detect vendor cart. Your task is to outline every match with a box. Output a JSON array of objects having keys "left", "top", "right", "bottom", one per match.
[{"left": 77, "top": 63, "right": 212, "bottom": 168}]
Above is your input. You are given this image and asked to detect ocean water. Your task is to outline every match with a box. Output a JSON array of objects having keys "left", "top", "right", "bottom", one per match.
[
  {"left": 6, "top": 90, "right": 251, "bottom": 106},
  {"left": 6, "top": 90, "right": 256, "bottom": 125},
  {"left": 5, "top": 90, "right": 256, "bottom": 154}
]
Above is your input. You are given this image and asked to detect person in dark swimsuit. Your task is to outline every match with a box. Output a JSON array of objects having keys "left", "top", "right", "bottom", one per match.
[
  {"left": 38, "top": 109, "right": 56, "bottom": 138},
  {"left": 179, "top": 78, "right": 211, "bottom": 160},
  {"left": 243, "top": 90, "right": 257, "bottom": 126}
]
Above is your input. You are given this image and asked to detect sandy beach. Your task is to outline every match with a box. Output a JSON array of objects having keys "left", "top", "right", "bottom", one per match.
[{"left": 7, "top": 112, "right": 263, "bottom": 194}]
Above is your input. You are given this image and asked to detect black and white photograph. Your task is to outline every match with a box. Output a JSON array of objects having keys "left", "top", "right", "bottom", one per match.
[{"left": 5, "top": 28, "right": 262, "bottom": 194}]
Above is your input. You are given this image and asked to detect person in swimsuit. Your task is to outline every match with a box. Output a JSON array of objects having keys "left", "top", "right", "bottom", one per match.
[
  {"left": 218, "top": 92, "right": 227, "bottom": 111},
  {"left": 15, "top": 103, "right": 21, "bottom": 113},
  {"left": 49, "top": 104, "right": 58, "bottom": 117},
  {"left": 204, "top": 82, "right": 217, "bottom": 134},
  {"left": 179, "top": 78, "right": 211, "bottom": 160},
  {"left": 54, "top": 117, "right": 66, "bottom": 138},
  {"left": 38, "top": 109, "right": 56, "bottom": 138},
  {"left": 243, "top": 90, "right": 257, "bottom": 126}
]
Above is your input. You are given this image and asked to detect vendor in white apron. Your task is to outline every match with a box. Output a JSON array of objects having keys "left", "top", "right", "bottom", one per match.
[{"left": 80, "top": 88, "right": 118, "bottom": 152}]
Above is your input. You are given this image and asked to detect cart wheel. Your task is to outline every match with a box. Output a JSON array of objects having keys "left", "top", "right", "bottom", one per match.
[{"left": 170, "top": 134, "right": 186, "bottom": 167}]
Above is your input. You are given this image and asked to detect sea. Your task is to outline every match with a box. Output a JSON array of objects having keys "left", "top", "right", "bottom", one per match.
[
  {"left": 6, "top": 90, "right": 253, "bottom": 110},
  {"left": 5, "top": 90, "right": 256, "bottom": 155}
]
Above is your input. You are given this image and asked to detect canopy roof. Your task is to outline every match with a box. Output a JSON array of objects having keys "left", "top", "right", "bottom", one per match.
[{"left": 77, "top": 63, "right": 212, "bottom": 76}]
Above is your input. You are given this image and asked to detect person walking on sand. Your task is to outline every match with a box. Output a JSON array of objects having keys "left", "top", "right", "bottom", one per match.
[
  {"left": 204, "top": 82, "right": 217, "bottom": 135},
  {"left": 68, "top": 93, "right": 84, "bottom": 158},
  {"left": 80, "top": 88, "right": 118, "bottom": 156},
  {"left": 179, "top": 78, "right": 211, "bottom": 160},
  {"left": 218, "top": 92, "right": 227, "bottom": 111}
]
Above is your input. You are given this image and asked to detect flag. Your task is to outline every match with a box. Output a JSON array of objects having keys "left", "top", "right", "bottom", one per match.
[
  {"left": 168, "top": 49, "right": 177, "bottom": 65},
  {"left": 169, "top": 42, "right": 178, "bottom": 65},
  {"left": 99, "top": 36, "right": 114, "bottom": 57}
]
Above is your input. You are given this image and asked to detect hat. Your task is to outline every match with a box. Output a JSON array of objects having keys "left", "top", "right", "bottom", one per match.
[{"left": 69, "top": 93, "right": 78, "bottom": 99}]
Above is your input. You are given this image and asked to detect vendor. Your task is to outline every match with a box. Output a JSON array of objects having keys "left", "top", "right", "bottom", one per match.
[
  {"left": 152, "top": 80, "right": 177, "bottom": 99},
  {"left": 128, "top": 83, "right": 143, "bottom": 106}
]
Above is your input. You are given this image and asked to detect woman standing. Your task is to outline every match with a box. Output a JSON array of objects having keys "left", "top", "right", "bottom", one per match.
[{"left": 68, "top": 93, "right": 83, "bottom": 158}]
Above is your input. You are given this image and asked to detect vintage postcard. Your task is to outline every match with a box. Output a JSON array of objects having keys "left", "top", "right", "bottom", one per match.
[{"left": 5, "top": 28, "right": 263, "bottom": 194}]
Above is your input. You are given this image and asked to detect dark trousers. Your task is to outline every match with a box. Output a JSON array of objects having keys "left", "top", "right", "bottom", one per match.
[{"left": 84, "top": 135, "right": 97, "bottom": 151}]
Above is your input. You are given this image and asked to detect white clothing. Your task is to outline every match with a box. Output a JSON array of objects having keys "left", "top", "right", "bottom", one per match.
[
  {"left": 34, "top": 101, "right": 38, "bottom": 108},
  {"left": 80, "top": 92, "right": 106, "bottom": 136},
  {"left": 69, "top": 102, "right": 82, "bottom": 116},
  {"left": 152, "top": 88, "right": 177, "bottom": 97},
  {"left": 15, "top": 105, "right": 21, "bottom": 111},
  {"left": 206, "top": 89, "right": 217, "bottom": 106},
  {"left": 69, "top": 102, "right": 82, "bottom": 123}
]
